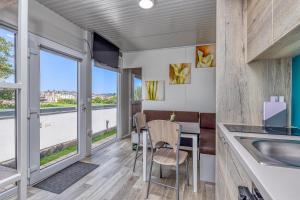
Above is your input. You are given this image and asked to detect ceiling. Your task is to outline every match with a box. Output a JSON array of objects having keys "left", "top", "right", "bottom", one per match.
[{"left": 37, "top": 0, "right": 216, "bottom": 51}]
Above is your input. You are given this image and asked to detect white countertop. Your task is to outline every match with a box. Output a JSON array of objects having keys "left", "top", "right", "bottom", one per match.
[{"left": 218, "top": 123, "right": 300, "bottom": 200}]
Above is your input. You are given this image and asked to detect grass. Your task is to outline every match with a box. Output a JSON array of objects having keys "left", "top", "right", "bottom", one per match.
[
  {"left": 40, "top": 128, "right": 117, "bottom": 166},
  {"left": 40, "top": 103, "right": 76, "bottom": 108},
  {"left": 92, "top": 128, "right": 116, "bottom": 143},
  {"left": 40, "top": 103, "right": 115, "bottom": 108},
  {"left": 0, "top": 102, "right": 116, "bottom": 110},
  {"left": 40, "top": 145, "right": 77, "bottom": 166}
]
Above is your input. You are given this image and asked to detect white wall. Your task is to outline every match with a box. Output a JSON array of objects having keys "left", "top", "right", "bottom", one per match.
[
  {"left": 0, "top": 0, "right": 85, "bottom": 52},
  {"left": 123, "top": 46, "right": 216, "bottom": 113}
]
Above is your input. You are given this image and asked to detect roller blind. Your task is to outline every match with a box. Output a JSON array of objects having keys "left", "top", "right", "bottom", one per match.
[{"left": 93, "top": 33, "right": 119, "bottom": 68}]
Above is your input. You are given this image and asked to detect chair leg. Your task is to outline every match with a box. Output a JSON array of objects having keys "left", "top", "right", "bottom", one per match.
[
  {"left": 146, "top": 160, "right": 154, "bottom": 199},
  {"left": 133, "top": 134, "right": 140, "bottom": 172},
  {"left": 185, "top": 159, "right": 189, "bottom": 186},
  {"left": 176, "top": 161, "right": 179, "bottom": 200}
]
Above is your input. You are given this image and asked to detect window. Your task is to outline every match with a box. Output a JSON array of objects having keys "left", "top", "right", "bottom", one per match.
[
  {"left": 0, "top": 89, "right": 16, "bottom": 169},
  {"left": 0, "top": 26, "right": 15, "bottom": 83},
  {"left": 39, "top": 49, "right": 79, "bottom": 168},
  {"left": 0, "top": 26, "right": 17, "bottom": 170},
  {"left": 91, "top": 66, "right": 117, "bottom": 149},
  {"left": 133, "top": 76, "right": 142, "bottom": 101}
]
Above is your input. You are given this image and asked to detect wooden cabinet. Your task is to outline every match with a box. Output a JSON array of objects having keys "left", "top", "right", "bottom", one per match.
[
  {"left": 216, "top": 129, "right": 252, "bottom": 200},
  {"left": 273, "top": 0, "right": 300, "bottom": 41},
  {"left": 247, "top": 0, "right": 300, "bottom": 61},
  {"left": 247, "top": 0, "right": 273, "bottom": 61}
]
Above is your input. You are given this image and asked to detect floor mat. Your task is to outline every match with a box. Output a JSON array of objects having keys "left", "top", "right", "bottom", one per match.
[{"left": 34, "top": 161, "right": 98, "bottom": 194}]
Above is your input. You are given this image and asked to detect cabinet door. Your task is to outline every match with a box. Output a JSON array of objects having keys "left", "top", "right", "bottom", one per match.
[
  {"left": 247, "top": 0, "right": 273, "bottom": 61},
  {"left": 216, "top": 163, "right": 227, "bottom": 200},
  {"left": 216, "top": 131, "right": 228, "bottom": 200},
  {"left": 216, "top": 129, "right": 254, "bottom": 200},
  {"left": 273, "top": 0, "right": 300, "bottom": 41}
]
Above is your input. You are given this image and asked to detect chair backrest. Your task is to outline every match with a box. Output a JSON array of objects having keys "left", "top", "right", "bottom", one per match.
[
  {"left": 134, "top": 112, "right": 146, "bottom": 133},
  {"left": 147, "top": 120, "right": 181, "bottom": 152}
]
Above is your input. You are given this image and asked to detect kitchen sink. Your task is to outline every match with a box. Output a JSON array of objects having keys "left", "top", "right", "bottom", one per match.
[{"left": 235, "top": 137, "right": 300, "bottom": 168}]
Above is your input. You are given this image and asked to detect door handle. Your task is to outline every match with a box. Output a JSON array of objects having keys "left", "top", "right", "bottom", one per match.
[
  {"left": 28, "top": 109, "right": 40, "bottom": 119},
  {"left": 81, "top": 104, "right": 87, "bottom": 111}
]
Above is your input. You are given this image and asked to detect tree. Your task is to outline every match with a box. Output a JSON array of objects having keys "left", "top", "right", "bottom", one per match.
[
  {"left": 0, "top": 90, "right": 13, "bottom": 100},
  {"left": 0, "top": 36, "right": 14, "bottom": 102},
  {"left": 134, "top": 86, "right": 142, "bottom": 101},
  {"left": 0, "top": 36, "right": 14, "bottom": 80},
  {"left": 92, "top": 95, "right": 117, "bottom": 105},
  {"left": 57, "top": 98, "right": 77, "bottom": 105}
]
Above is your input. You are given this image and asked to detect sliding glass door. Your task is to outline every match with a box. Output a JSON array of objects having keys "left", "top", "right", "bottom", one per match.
[{"left": 29, "top": 36, "right": 84, "bottom": 184}]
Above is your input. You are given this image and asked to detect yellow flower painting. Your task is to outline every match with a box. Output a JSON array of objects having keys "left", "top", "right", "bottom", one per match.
[
  {"left": 196, "top": 44, "right": 216, "bottom": 68},
  {"left": 169, "top": 63, "right": 191, "bottom": 85},
  {"left": 143, "top": 80, "right": 164, "bottom": 101}
]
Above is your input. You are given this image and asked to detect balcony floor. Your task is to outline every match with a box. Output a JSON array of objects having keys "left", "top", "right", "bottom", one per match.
[{"left": 21, "top": 139, "right": 215, "bottom": 200}]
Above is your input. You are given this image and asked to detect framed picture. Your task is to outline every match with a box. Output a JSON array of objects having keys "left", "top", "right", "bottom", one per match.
[
  {"left": 143, "top": 80, "right": 165, "bottom": 101},
  {"left": 169, "top": 63, "right": 191, "bottom": 85},
  {"left": 196, "top": 44, "right": 216, "bottom": 68}
]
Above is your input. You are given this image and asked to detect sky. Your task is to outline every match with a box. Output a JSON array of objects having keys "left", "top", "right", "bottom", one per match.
[
  {"left": 40, "top": 50, "right": 117, "bottom": 94},
  {"left": 40, "top": 50, "right": 78, "bottom": 92},
  {"left": 92, "top": 66, "right": 117, "bottom": 94},
  {"left": 134, "top": 77, "right": 142, "bottom": 88}
]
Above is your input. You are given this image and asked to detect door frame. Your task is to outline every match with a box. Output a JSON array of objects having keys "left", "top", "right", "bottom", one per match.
[{"left": 28, "top": 34, "right": 86, "bottom": 184}]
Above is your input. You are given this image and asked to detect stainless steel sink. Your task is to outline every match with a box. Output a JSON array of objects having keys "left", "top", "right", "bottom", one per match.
[{"left": 235, "top": 137, "right": 300, "bottom": 168}]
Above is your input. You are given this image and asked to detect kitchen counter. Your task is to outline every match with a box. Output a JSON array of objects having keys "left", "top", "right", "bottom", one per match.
[{"left": 218, "top": 123, "right": 300, "bottom": 200}]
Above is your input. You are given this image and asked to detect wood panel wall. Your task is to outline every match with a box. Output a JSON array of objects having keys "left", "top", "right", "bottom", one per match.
[
  {"left": 0, "top": 0, "right": 16, "bottom": 9},
  {"left": 216, "top": 0, "right": 291, "bottom": 125}
]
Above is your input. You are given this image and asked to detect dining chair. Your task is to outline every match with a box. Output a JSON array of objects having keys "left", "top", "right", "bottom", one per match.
[
  {"left": 132, "top": 112, "right": 147, "bottom": 172},
  {"left": 146, "top": 120, "right": 189, "bottom": 200}
]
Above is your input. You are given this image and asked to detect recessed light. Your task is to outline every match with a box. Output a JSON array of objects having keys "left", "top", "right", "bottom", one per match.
[{"left": 139, "top": 0, "right": 154, "bottom": 9}]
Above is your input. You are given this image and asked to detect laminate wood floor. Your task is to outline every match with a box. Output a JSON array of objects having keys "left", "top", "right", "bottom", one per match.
[{"left": 18, "top": 139, "right": 215, "bottom": 200}]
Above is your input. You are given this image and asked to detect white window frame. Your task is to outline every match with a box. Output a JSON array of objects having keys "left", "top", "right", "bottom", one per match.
[
  {"left": 0, "top": 24, "right": 23, "bottom": 199},
  {"left": 0, "top": 0, "right": 29, "bottom": 195}
]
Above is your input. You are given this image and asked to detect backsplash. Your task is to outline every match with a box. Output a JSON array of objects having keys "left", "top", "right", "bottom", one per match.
[{"left": 292, "top": 55, "right": 300, "bottom": 128}]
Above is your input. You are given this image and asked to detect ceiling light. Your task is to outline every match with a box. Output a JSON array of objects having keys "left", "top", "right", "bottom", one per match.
[{"left": 139, "top": 0, "right": 154, "bottom": 9}]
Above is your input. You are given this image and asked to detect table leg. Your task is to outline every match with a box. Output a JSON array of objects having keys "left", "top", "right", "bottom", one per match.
[
  {"left": 143, "top": 131, "right": 148, "bottom": 181},
  {"left": 192, "top": 135, "right": 198, "bottom": 192}
]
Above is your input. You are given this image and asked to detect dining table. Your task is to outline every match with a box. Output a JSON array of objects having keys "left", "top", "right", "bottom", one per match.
[{"left": 142, "top": 122, "right": 200, "bottom": 193}]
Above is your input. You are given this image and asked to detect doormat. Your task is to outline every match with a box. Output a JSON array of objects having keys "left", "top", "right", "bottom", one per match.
[{"left": 34, "top": 161, "right": 98, "bottom": 194}]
